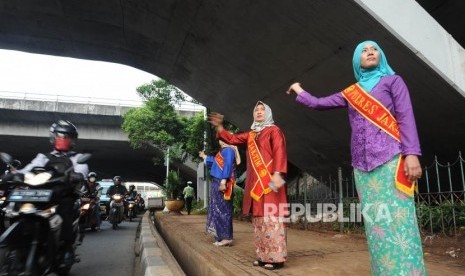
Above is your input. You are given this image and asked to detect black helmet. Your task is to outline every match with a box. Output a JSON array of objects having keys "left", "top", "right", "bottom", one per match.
[
  {"left": 113, "top": 176, "right": 122, "bottom": 183},
  {"left": 129, "top": 184, "right": 135, "bottom": 190},
  {"left": 88, "top": 172, "right": 97, "bottom": 178},
  {"left": 49, "top": 120, "right": 78, "bottom": 150},
  {"left": 11, "top": 159, "right": 21, "bottom": 169},
  {"left": 50, "top": 120, "right": 78, "bottom": 139}
]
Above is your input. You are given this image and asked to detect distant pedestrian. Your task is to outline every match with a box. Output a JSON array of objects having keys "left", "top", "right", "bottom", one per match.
[
  {"left": 287, "top": 40, "right": 426, "bottom": 275},
  {"left": 199, "top": 139, "right": 240, "bottom": 247},
  {"left": 183, "top": 181, "right": 195, "bottom": 215},
  {"left": 208, "top": 101, "right": 288, "bottom": 270}
]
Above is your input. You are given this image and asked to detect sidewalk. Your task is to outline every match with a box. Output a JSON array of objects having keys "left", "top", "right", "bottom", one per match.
[{"left": 154, "top": 212, "right": 464, "bottom": 276}]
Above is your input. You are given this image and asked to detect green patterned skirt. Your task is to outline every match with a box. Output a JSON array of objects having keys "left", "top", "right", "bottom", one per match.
[{"left": 354, "top": 155, "right": 426, "bottom": 276}]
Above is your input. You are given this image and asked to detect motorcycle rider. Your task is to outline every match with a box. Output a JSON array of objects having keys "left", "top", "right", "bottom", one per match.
[
  {"left": 17, "top": 120, "right": 89, "bottom": 267},
  {"left": 80, "top": 172, "right": 102, "bottom": 231},
  {"left": 106, "top": 176, "right": 128, "bottom": 219},
  {"left": 127, "top": 184, "right": 137, "bottom": 199},
  {"left": 136, "top": 193, "right": 145, "bottom": 213},
  {"left": 126, "top": 184, "right": 137, "bottom": 218},
  {"left": 107, "top": 175, "right": 128, "bottom": 197}
]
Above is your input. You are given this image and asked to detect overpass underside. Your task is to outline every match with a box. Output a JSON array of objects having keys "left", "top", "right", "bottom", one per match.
[{"left": 0, "top": 0, "right": 464, "bottom": 178}]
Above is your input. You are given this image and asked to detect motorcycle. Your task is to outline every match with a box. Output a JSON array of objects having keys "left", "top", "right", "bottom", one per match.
[
  {"left": 135, "top": 195, "right": 145, "bottom": 214},
  {"left": 127, "top": 197, "right": 136, "bottom": 222},
  {"left": 0, "top": 152, "right": 90, "bottom": 276},
  {"left": 0, "top": 190, "right": 7, "bottom": 234},
  {"left": 77, "top": 193, "right": 99, "bottom": 244},
  {"left": 109, "top": 194, "right": 124, "bottom": 230},
  {"left": 0, "top": 161, "right": 21, "bottom": 233}
]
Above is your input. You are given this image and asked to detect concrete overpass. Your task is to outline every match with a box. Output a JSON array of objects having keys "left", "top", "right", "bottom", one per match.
[
  {"left": 0, "top": 0, "right": 464, "bottom": 179},
  {"left": 0, "top": 97, "right": 199, "bottom": 183}
]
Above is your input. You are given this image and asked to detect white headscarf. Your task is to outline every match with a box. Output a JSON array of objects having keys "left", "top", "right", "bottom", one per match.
[
  {"left": 219, "top": 140, "right": 241, "bottom": 165},
  {"left": 250, "top": 101, "right": 274, "bottom": 132}
]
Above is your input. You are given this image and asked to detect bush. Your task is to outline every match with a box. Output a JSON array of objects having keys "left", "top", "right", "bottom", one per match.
[
  {"left": 233, "top": 187, "right": 243, "bottom": 217},
  {"left": 163, "top": 170, "right": 184, "bottom": 199},
  {"left": 416, "top": 200, "right": 465, "bottom": 236}
]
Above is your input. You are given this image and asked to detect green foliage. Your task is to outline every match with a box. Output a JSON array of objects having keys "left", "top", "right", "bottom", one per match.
[
  {"left": 329, "top": 198, "right": 365, "bottom": 234},
  {"left": 183, "top": 113, "right": 208, "bottom": 162},
  {"left": 416, "top": 200, "right": 465, "bottom": 236},
  {"left": 122, "top": 79, "right": 186, "bottom": 151},
  {"left": 191, "top": 199, "right": 208, "bottom": 215},
  {"left": 136, "top": 79, "right": 185, "bottom": 104},
  {"left": 122, "top": 106, "right": 178, "bottom": 150},
  {"left": 233, "top": 187, "right": 244, "bottom": 217},
  {"left": 121, "top": 78, "right": 213, "bottom": 167},
  {"left": 195, "top": 209, "right": 208, "bottom": 215},
  {"left": 163, "top": 170, "right": 185, "bottom": 199}
]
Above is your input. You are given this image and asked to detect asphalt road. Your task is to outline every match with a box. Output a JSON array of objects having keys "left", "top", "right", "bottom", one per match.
[{"left": 67, "top": 216, "right": 140, "bottom": 276}]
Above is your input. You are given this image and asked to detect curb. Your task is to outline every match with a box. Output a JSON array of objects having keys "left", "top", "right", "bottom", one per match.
[
  {"left": 153, "top": 213, "right": 227, "bottom": 276},
  {"left": 138, "top": 212, "right": 185, "bottom": 276}
]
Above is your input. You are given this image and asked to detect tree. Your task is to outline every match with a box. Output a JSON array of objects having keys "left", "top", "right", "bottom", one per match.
[
  {"left": 122, "top": 79, "right": 190, "bottom": 165},
  {"left": 183, "top": 112, "right": 208, "bottom": 161},
  {"left": 121, "top": 78, "right": 244, "bottom": 195},
  {"left": 122, "top": 78, "right": 221, "bottom": 165}
]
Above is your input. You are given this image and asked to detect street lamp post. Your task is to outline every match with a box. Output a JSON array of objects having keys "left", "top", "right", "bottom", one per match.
[
  {"left": 165, "top": 147, "right": 170, "bottom": 186},
  {"left": 162, "top": 147, "right": 170, "bottom": 213}
]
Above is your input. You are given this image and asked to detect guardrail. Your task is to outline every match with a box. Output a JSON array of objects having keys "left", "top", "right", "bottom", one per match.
[
  {"left": 0, "top": 90, "right": 143, "bottom": 107},
  {"left": 0, "top": 90, "right": 206, "bottom": 112}
]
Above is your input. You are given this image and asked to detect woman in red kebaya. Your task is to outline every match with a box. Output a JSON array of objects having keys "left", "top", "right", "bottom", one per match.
[{"left": 208, "top": 101, "right": 287, "bottom": 270}]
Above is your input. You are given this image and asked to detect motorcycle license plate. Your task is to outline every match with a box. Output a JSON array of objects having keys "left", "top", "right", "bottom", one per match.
[{"left": 8, "top": 189, "right": 53, "bottom": 202}]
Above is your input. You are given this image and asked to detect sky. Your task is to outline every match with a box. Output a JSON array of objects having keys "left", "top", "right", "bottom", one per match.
[{"left": 0, "top": 49, "right": 158, "bottom": 104}]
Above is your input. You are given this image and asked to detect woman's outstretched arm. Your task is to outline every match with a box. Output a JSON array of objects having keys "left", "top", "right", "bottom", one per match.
[{"left": 287, "top": 82, "right": 347, "bottom": 110}]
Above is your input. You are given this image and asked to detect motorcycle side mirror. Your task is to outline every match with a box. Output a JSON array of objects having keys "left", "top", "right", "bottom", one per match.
[
  {"left": 0, "top": 152, "right": 13, "bottom": 165},
  {"left": 77, "top": 153, "right": 92, "bottom": 164}
]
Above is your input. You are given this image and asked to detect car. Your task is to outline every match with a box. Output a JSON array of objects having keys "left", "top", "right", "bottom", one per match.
[{"left": 98, "top": 179, "right": 114, "bottom": 219}]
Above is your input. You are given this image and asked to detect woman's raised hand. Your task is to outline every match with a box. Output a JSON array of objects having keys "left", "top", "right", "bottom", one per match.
[
  {"left": 286, "top": 82, "right": 304, "bottom": 95},
  {"left": 198, "top": 150, "right": 206, "bottom": 159},
  {"left": 208, "top": 112, "right": 224, "bottom": 127}
]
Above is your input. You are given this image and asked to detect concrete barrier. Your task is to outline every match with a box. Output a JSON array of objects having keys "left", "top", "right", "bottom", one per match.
[
  {"left": 136, "top": 212, "right": 185, "bottom": 276},
  {"left": 153, "top": 213, "right": 228, "bottom": 276}
]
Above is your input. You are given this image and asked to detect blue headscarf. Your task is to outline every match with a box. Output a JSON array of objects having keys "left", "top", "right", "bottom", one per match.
[{"left": 352, "top": 40, "right": 395, "bottom": 92}]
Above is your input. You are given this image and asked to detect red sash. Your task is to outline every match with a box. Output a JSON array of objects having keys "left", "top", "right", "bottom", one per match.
[
  {"left": 247, "top": 131, "right": 273, "bottom": 201},
  {"left": 342, "top": 83, "right": 416, "bottom": 197},
  {"left": 214, "top": 152, "right": 236, "bottom": 200}
]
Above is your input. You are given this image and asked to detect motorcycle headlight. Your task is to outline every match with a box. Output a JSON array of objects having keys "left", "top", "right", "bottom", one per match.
[
  {"left": 20, "top": 203, "right": 37, "bottom": 213},
  {"left": 81, "top": 203, "right": 90, "bottom": 210},
  {"left": 129, "top": 203, "right": 134, "bottom": 208},
  {"left": 24, "top": 172, "right": 52, "bottom": 185},
  {"left": 113, "top": 195, "right": 121, "bottom": 200}
]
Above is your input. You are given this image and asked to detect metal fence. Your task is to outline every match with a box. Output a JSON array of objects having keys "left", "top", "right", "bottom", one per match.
[
  {"left": 288, "top": 152, "right": 465, "bottom": 236},
  {"left": 287, "top": 168, "right": 362, "bottom": 233},
  {"left": 416, "top": 152, "right": 465, "bottom": 236}
]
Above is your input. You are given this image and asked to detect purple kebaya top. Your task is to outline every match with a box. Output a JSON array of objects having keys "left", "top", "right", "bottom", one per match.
[{"left": 296, "top": 75, "right": 421, "bottom": 172}]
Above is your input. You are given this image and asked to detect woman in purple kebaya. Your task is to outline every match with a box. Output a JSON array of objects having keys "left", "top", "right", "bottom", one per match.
[{"left": 287, "top": 41, "right": 426, "bottom": 275}]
